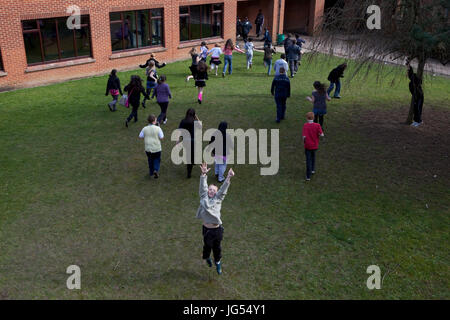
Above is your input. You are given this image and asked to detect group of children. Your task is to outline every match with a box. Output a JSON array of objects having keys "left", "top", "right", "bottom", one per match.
[{"left": 102, "top": 37, "right": 353, "bottom": 277}]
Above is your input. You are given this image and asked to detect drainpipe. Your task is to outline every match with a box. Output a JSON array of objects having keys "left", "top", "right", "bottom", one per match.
[{"left": 276, "top": 0, "right": 282, "bottom": 36}]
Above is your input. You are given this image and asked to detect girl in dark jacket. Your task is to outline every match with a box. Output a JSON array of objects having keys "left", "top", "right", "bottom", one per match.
[
  {"left": 105, "top": 69, "right": 123, "bottom": 112},
  {"left": 194, "top": 61, "right": 209, "bottom": 104},
  {"left": 178, "top": 108, "right": 202, "bottom": 178},
  {"left": 124, "top": 75, "right": 149, "bottom": 128},
  {"left": 327, "top": 63, "right": 347, "bottom": 98}
]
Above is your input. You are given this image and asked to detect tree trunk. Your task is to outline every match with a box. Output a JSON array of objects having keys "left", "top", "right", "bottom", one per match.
[{"left": 406, "top": 58, "right": 426, "bottom": 124}]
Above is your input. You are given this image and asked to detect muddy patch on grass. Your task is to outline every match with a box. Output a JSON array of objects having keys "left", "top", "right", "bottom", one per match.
[{"left": 351, "top": 106, "right": 450, "bottom": 182}]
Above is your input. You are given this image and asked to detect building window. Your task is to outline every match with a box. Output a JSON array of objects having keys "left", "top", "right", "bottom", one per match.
[
  {"left": 0, "top": 49, "right": 4, "bottom": 71},
  {"left": 110, "top": 8, "right": 164, "bottom": 52},
  {"left": 22, "top": 16, "right": 92, "bottom": 65},
  {"left": 180, "top": 3, "right": 223, "bottom": 42}
]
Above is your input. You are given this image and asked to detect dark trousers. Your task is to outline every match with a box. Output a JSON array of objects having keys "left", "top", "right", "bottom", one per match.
[
  {"left": 305, "top": 149, "right": 317, "bottom": 179},
  {"left": 127, "top": 104, "right": 139, "bottom": 122},
  {"left": 413, "top": 96, "right": 424, "bottom": 123},
  {"left": 314, "top": 114, "right": 324, "bottom": 127},
  {"left": 202, "top": 225, "right": 224, "bottom": 262},
  {"left": 186, "top": 141, "right": 195, "bottom": 178},
  {"left": 288, "top": 59, "right": 298, "bottom": 76},
  {"left": 146, "top": 151, "right": 161, "bottom": 175},
  {"left": 157, "top": 101, "right": 169, "bottom": 123},
  {"left": 256, "top": 23, "right": 262, "bottom": 37},
  {"left": 275, "top": 96, "right": 287, "bottom": 122},
  {"left": 109, "top": 95, "right": 119, "bottom": 111}
]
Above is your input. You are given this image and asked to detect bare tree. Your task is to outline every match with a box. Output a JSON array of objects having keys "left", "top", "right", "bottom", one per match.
[{"left": 310, "top": 0, "right": 449, "bottom": 124}]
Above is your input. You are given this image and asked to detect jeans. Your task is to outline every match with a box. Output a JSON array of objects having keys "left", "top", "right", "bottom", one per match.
[
  {"left": 215, "top": 159, "right": 227, "bottom": 182},
  {"left": 146, "top": 151, "right": 161, "bottom": 175},
  {"left": 127, "top": 104, "right": 139, "bottom": 122},
  {"left": 314, "top": 114, "right": 324, "bottom": 127},
  {"left": 202, "top": 225, "right": 224, "bottom": 262},
  {"left": 246, "top": 53, "right": 253, "bottom": 69},
  {"left": 413, "top": 96, "right": 424, "bottom": 123},
  {"left": 264, "top": 58, "right": 272, "bottom": 75},
  {"left": 223, "top": 55, "right": 233, "bottom": 74},
  {"left": 305, "top": 149, "right": 317, "bottom": 179},
  {"left": 109, "top": 95, "right": 119, "bottom": 111},
  {"left": 327, "top": 81, "right": 341, "bottom": 97},
  {"left": 275, "top": 96, "right": 287, "bottom": 122},
  {"left": 157, "top": 101, "right": 169, "bottom": 123},
  {"left": 288, "top": 59, "right": 298, "bottom": 77}
]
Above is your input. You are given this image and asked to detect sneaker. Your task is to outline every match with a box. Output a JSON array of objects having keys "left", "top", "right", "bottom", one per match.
[
  {"left": 215, "top": 261, "right": 222, "bottom": 275},
  {"left": 334, "top": 96, "right": 341, "bottom": 99},
  {"left": 141, "top": 101, "right": 146, "bottom": 108},
  {"left": 206, "top": 258, "right": 212, "bottom": 268},
  {"left": 306, "top": 177, "right": 311, "bottom": 181},
  {"left": 125, "top": 120, "right": 128, "bottom": 128},
  {"left": 222, "top": 72, "right": 225, "bottom": 78},
  {"left": 312, "top": 171, "right": 315, "bottom": 174},
  {"left": 198, "top": 99, "right": 202, "bottom": 104},
  {"left": 163, "top": 118, "right": 167, "bottom": 125},
  {"left": 108, "top": 104, "right": 113, "bottom": 112},
  {"left": 154, "top": 172, "right": 159, "bottom": 179}
]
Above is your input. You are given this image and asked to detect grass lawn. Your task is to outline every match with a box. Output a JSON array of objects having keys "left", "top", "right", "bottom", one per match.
[{"left": 0, "top": 52, "right": 449, "bottom": 299}]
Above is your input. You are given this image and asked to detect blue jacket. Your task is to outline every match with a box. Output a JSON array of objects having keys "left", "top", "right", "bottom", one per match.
[
  {"left": 271, "top": 74, "right": 291, "bottom": 98},
  {"left": 286, "top": 44, "right": 301, "bottom": 61}
]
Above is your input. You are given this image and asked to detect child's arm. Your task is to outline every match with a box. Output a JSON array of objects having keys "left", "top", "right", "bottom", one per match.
[
  {"left": 306, "top": 96, "right": 314, "bottom": 103},
  {"left": 158, "top": 128, "right": 164, "bottom": 140},
  {"left": 139, "top": 128, "right": 145, "bottom": 139},
  {"left": 199, "top": 163, "right": 210, "bottom": 198},
  {"left": 149, "top": 70, "right": 157, "bottom": 82},
  {"left": 168, "top": 86, "right": 172, "bottom": 99},
  {"left": 117, "top": 78, "right": 123, "bottom": 96},
  {"left": 216, "top": 168, "right": 234, "bottom": 201}
]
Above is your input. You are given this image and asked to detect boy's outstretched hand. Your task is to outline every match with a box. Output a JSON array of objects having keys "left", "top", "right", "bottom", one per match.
[
  {"left": 200, "top": 163, "right": 210, "bottom": 176},
  {"left": 226, "top": 168, "right": 235, "bottom": 180}
]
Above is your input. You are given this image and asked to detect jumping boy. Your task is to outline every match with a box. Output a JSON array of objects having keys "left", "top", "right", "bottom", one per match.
[{"left": 196, "top": 163, "right": 235, "bottom": 275}]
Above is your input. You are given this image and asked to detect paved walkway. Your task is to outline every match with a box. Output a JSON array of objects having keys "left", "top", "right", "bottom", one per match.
[{"left": 237, "top": 36, "right": 450, "bottom": 77}]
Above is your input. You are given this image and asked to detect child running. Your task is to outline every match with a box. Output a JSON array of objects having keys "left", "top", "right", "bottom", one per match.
[
  {"left": 306, "top": 81, "right": 331, "bottom": 129},
  {"left": 139, "top": 114, "right": 164, "bottom": 179},
  {"left": 124, "top": 75, "right": 149, "bottom": 128},
  {"left": 105, "top": 69, "right": 123, "bottom": 112},
  {"left": 194, "top": 61, "right": 209, "bottom": 104},
  {"left": 186, "top": 48, "right": 201, "bottom": 81},
  {"left": 302, "top": 112, "right": 324, "bottom": 181},
  {"left": 142, "top": 61, "right": 158, "bottom": 107},
  {"left": 262, "top": 44, "right": 276, "bottom": 75},
  {"left": 208, "top": 44, "right": 222, "bottom": 76},
  {"left": 222, "top": 39, "right": 244, "bottom": 77},
  {"left": 200, "top": 41, "right": 209, "bottom": 62},
  {"left": 197, "top": 162, "right": 235, "bottom": 275},
  {"left": 244, "top": 38, "right": 255, "bottom": 69},
  {"left": 208, "top": 121, "right": 234, "bottom": 183},
  {"left": 152, "top": 75, "right": 172, "bottom": 125}
]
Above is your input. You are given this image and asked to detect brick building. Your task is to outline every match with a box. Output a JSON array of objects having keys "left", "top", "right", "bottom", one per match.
[{"left": 0, "top": 0, "right": 324, "bottom": 90}]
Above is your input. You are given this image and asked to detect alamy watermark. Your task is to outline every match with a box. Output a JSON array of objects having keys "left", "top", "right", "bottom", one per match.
[
  {"left": 66, "top": 5, "right": 81, "bottom": 30},
  {"left": 66, "top": 265, "right": 81, "bottom": 289},
  {"left": 171, "top": 122, "right": 279, "bottom": 176},
  {"left": 366, "top": 5, "right": 381, "bottom": 30}
]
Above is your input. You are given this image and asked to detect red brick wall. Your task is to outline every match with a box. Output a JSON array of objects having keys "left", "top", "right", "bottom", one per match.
[
  {"left": 0, "top": 0, "right": 323, "bottom": 90},
  {"left": 0, "top": 0, "right": 237, "bottom": 90}
]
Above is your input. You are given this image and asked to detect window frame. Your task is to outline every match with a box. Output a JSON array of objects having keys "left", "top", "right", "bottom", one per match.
[
  {"left": 0, "top": 49, "right": 4, "bottom": 71},
  {"left": 21, "top": 16, "right": 92, "bottom": 66},
  {"left": 109, "top": 8, "right": 164, "bottom": 53},
  {"left": 179, "top": 3, "right": 223, "bottom": 42}
]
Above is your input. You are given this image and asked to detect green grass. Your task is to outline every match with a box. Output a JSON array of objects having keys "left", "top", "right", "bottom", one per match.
[{"left": 0, "top": 52, "right": 449, "bottom": 299}]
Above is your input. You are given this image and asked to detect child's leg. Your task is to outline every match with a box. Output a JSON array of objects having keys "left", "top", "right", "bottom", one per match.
[
  {"left": 327, "top": 82, "right": 335, "bottom": 96},
  {"left": 218, "top": 162, "right": 227, "bottom": 182},
  {"left": 305, "top": 149, "right": 312, "bottom": 179},
  {"left": 202, "top": 226, "right": 213, "bottom": 259},
  {"left": 212, "top": 227, "right": 223, "bottom": 263},
  {"left": 311, "top": 150, "right": 316, "bottom": 173},
  {"left": 111, "top": 95, "right": 118, "bottom": 110},
  {"left": 314, "top": 114, "right": 319, "bottom": 123},
  {"left": 268, "top": 59, "right": 272, "bottom": 75},
  {"left": 146, "top": 152, "right": 153, "bottom": 175},
  {"left": 153, "top": 151, "right": 161, "bottom": 173},
  {"left": 319, "top": 115, "right": 324, "bottom": 127}
]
